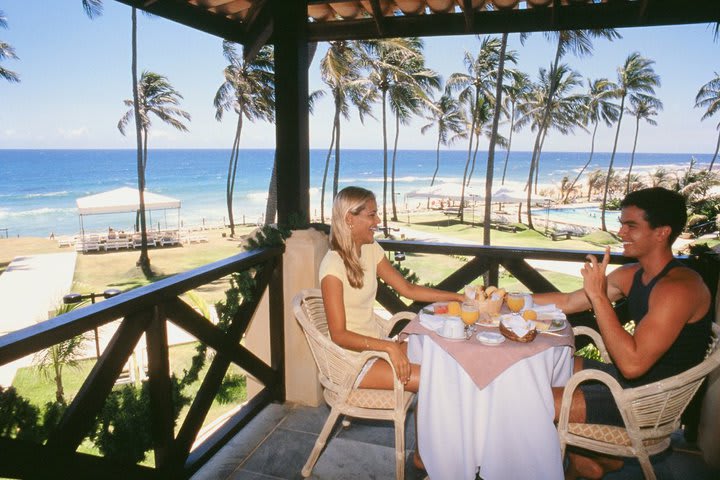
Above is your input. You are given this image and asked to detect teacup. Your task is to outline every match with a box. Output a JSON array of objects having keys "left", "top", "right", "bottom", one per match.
[{"left": 441, "top": 317, "right": 464, "bottom": 339}]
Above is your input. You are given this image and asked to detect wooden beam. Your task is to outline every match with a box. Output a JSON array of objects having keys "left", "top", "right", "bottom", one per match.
[
  {"left": 114, "top": 0, "right": 248, "bottom": 44},
  {"left": 273, "top": 0, "right": 310, "bottom": 225},
  {"left": 308, "top": 0, "right": 720, "bottom": 41}
]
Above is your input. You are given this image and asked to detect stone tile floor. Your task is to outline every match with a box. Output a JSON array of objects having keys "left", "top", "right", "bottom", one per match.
[{"left": 191, "top": 402, "right": 719, "bottom": 480}]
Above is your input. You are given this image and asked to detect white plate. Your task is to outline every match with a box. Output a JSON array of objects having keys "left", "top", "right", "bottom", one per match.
[
  {"left": 542, "top": 318, "right": 567, "bottom": 332},
  {"left": 477, "top": 331, "right": 505, "bottom": 346},
  {"left": 435, "top": 329, "right": 467, "bottom": 341}
]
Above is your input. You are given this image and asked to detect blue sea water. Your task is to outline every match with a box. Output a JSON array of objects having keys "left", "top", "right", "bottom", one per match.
[{"left": 0, "top": 148, "right": 712, "bottom": 237}]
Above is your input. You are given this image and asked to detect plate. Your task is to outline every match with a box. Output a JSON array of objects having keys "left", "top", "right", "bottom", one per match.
[
  {"left": 543, "top": 318, "right": 567, "bottom": 332},
  {"left": 477, "top": 331, "right": 505, "bottom": 346},
  {"left": 435, "top": 329, "right": 467, "bottom": 341}
]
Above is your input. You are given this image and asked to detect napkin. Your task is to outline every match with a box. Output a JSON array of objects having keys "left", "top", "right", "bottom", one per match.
[
  {"left": 503, "top": 315, "right": 535, "bottom": 337},
  {"left": 419, "top": 311, "right": 444, "bottom": 332},
  {"left": 530, "top": 303, "right": 567, "bottom": 321}
]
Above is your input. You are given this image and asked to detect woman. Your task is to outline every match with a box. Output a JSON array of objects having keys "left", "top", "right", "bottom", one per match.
[{"left": 320, "top": 186, "right": 463, "bottom": 392}]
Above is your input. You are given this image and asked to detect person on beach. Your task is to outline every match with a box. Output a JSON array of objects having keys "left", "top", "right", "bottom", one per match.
[
  {"left": 320, "top": 186, "right": 464, "bottom": 469},
  {"left": 534, "top": 187, "right": 713, "bottom": 479}
]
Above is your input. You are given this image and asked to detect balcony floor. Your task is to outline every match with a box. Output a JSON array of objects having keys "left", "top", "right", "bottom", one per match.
[{"left": 191, "top": 402, "right": 720, "bottom": 480}]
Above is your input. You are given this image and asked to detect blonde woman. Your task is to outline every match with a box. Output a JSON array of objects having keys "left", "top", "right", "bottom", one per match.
[{"left": 320, "top": 186, "right": 463, "bottom": 392}]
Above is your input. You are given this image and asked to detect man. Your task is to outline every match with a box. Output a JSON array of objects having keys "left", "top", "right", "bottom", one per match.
[{"left": 535, "top": 187, "right": 713, "bottom": 479}]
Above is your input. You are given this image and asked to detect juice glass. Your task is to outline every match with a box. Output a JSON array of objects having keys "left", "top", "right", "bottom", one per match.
[
  {"left": 460, "top": 302, "right": 479, "bottom": 334},
  {"left": 506, "top": 293, "right": 525, "bottom": 314}
]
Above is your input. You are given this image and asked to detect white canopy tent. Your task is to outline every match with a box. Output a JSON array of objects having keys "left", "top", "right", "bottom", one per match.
[{"left": 76, "top": 187, "right": 181, "bottom": 236}]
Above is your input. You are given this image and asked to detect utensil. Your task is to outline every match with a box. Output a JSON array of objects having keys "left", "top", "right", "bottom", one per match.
[{"left": 539, "top": 330, "right": 568, "bottom": 337}]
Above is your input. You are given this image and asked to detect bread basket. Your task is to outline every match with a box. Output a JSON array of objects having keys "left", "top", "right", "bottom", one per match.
[{"left": 499, "top": 318, "right": 537, "bottom": 343}]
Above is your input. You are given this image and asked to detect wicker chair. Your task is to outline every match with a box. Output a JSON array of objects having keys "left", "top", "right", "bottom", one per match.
[
  {"left": 292, "top": 289, "right": 416, "bottom": 480},
  {"left": 558, "top": 323, "right": 720, "bottom": 480}
]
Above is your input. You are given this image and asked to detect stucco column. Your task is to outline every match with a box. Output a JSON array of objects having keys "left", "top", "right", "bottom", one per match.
[{"left": 245, "top": 228, "right": 329, "bottom": 405}]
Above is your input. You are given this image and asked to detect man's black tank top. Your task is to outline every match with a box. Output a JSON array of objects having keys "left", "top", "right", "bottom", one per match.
[{"left": 624, "top": 258, "right": 712, "bottom": 388}]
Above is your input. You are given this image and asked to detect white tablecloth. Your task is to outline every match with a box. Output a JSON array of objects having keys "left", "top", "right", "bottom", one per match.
[{"left": 408, "top": 334, "right": 573, "bottom": 480}]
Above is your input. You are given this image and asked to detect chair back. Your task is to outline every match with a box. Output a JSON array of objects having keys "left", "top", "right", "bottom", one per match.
[
  {"left": 292, "top": 289, "right": 362, "bottom": 396},
  {"left": 623, "top": 323, "right": 720, "bottom": 441}
]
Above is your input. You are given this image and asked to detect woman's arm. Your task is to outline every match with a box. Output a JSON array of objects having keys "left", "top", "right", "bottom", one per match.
[
  {"left": 320, "top": 274, "right": 411, "bottom": 382},
  {"left": 376, "top": 256, "right": 465, "bottom": 303}
]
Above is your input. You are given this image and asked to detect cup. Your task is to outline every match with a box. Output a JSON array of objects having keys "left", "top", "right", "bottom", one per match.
[
  {"left": 506, "top": 292, "right": 525, "bottom": 313},
  {"left": 441, "top": 317, "right": 464, "bottom": 338}
]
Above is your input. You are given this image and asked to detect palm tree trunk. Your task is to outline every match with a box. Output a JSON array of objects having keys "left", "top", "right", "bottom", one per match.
[
  {"left": 626, "top": 115, "right": 641, "bottom": 194},
  {"left": 535, "top": 127, "right": 548, "bottom": 194},
  {"left": 526, "top": 37, "right": 562, "bottom": 230},
  {"left": 226, "top": 115, "right": 242, "bottom": 237},
  {"left": 564, "top": 120, "right": 598, "bottom": 203},
  {"left": 460, "top": 90, "right": 479, "bottom": 223},
  {"left": 333, "top": 113, "right": 341, "bottom": 198},
  {"left": 391, "top": 115, "right": 400, "bottom": 221},
  {"left": 320, "top": 120, "right": 337, "bottom": 223},
  {"left": 431, "top": 134, "right": 441, "bottom": 187},
  {"left": 130, "top": 8, "right": 150, "bottom": 274},
  {"left": 467, "top": 130, "right": 480, "bottom": 186},
  {"left": 484, "top": 32, "right": 508, "bottom": 246},
  {"left": 53, "top": 362, "right": 64, "bottom": 403},
  {"left": 500, "top": 102, "right": 515, "bottom": 185},
  {"left": 382, "top": 90, "right": 389, "bottom": 236},
  {"left": 710, "top": 132, "right": 720, "bottom": 172},
  {"left": 265, "top": 153, "right": 277, "bottom": 225},
  {"left": 602, "top": 95, "right": 626, "bottom": 231}
]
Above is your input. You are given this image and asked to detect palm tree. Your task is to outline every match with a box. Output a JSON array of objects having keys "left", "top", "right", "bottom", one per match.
[
  {"left": 213, "top": 42, "right": 275, "bottom": 237},
  {"left": 600, "top": 52, "right": 660, "bottom": 231},
  {"left": 648, "top": 167, "right": 673, "bottom": 189},
  {"left": 522, "top": 29, "right": 620, "bottom": 229},
  {"left": 118, "top": 71, "right": 191, "bottom": 270},
  {"left": 559, "top": 176, "right": 580, "bottom": 203},
  {"left": 420, "top": 93, "right": 466, "bottom": 187},
  {"left": 319, "top": 41, "right": 373, "bottom": 223},
  {"left": 563, "top": 78, "right": 619, "bottom": 202},
  {"left": 586, "top": 169, "right": 605, "bottom": 201},
  {"left": 0, "top": 10, "right": 20, "bottom": 83},
  {"left": 517, "top": 64, "right": 585, "bottom": 195},
  {"left": 695, "top": 73, "right": 720, "bottom": 171},
  {"left": 359, "top": 37, "right": 430, "bottom": 233},
  {"left": 81, "top": 0, "right": 103, "bottom": 18},
  {"left": 386, "top": 39, "right": 440, "bottom": 221},
  {"left": 447, "top": 37, "right": 509, "bottom": 222},
  {"left": 625, "top": 93, "right": 662, "bottom": 194},
  {"left": 34, "top": 303, "right": 90, "bottom": 403},
  {"left": 500, "top": 70, "right": 531, "bottom": 185}
]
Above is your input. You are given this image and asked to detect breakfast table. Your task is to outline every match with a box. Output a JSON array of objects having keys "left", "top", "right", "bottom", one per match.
[{"left": 401, "top": 311, "right": 575, "bottom": 480}]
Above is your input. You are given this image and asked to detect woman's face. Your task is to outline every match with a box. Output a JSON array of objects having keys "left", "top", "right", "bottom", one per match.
[{"left": 348, "top": 198, "right": 380, "bottom": 247}]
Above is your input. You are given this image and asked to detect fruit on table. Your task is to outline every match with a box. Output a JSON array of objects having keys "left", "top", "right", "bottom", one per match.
[
  {"left": 434, "top": 304, "right": 448, "bottom": 314},
  {"left": 522, "top": 309, "right": 537, "bottom": 321},
  {"left": 448, "top": 301, "right": 462, "bottom": 316}
]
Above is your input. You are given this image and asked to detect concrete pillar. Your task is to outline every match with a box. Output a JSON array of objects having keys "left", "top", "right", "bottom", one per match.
[{"left": 245, "top": 228, "right": 329, "bottom": 406}]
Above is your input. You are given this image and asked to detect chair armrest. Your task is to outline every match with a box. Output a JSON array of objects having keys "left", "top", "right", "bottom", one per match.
[
  {"left": 573, "top": 325, "right": 611, "bottom": 363},
  {"left": 374, "top": 311, "right": 416, "bottom": 338},
  {"left": 355, "top": 348, "right": 409, "bottom": 406},
  {"left": 558, "top": 368, "right": 627, "bottom": 431}
]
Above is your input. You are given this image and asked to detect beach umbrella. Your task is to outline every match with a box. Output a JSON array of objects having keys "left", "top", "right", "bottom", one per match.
[
  {"left": 491, "top": 186, "right": 550, "bottom": 204},
  {"left": 407, "top": 182, "right": 484, "bottom": 202}
]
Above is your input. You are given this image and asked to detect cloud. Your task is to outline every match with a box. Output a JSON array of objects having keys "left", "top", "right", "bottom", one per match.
[
  {"left": 3, "top": 129, "right": 17, "bottom": 137},
  {"left": 57, "top": 127, "right": 90, "bottom": 138}
]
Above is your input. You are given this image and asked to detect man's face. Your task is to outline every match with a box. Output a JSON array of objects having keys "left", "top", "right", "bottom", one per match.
[{"left": 618, "top": 205, "right": 669, "bottom": 257}]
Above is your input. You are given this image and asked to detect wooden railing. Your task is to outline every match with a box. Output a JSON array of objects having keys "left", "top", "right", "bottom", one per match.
[{"left": 0, "top": 246, "right": 285, "bottom": 479}]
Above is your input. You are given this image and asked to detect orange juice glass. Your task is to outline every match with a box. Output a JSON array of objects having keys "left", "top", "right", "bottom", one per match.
[
  {"left": 460, "top": 302, "right": 479, "bottom": 326},
  {"left": 506, "top": 293, "right": 525, "bottom": 313}
]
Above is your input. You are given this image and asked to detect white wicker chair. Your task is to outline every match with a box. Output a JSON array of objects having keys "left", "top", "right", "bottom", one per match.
[
  {"left": 292, "top": 289, "right": 416, "bottom": 480},
  {"left": 558, "top": 323, "right": 720, "bottom": 480}
]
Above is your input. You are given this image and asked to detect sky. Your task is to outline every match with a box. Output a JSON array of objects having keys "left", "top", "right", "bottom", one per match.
[{"left": 1, "top": 1, "right": 719, "bottom": 154}]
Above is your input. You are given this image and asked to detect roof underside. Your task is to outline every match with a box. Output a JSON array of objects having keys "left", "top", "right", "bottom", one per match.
[{"left": 115, "top": 0, "right": 719, "bottom": 55}]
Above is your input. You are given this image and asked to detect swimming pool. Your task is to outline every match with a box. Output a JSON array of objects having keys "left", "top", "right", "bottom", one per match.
[{"left": 532, "top": 206, "right": 622, "bottom": 232}]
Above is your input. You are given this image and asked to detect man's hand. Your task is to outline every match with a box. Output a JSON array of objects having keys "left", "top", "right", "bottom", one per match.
[{"left": 582, "top": 246, "right": 610, "bottom": 304}]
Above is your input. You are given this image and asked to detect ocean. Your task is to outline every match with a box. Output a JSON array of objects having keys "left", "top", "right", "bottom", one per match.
[{"left": 0, "top": 149, "right": 712, "bottom": 238}]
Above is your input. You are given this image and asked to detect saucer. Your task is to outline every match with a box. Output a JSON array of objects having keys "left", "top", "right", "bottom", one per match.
[
  {"left": 436, "top": 330, "right": 467, "bottom": 341},
  {"left": 477, "top": 331, "right": 505, "bottom": 345}
]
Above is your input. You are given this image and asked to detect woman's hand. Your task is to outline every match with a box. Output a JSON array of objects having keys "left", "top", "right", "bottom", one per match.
[{"left": 385, "top": 340, "right": 411, "bottom": 385}]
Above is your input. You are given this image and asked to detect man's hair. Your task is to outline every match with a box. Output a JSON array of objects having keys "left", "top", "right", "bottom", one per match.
[{"left": 620, "top": 187, "right": 687, "bottom": 244}]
